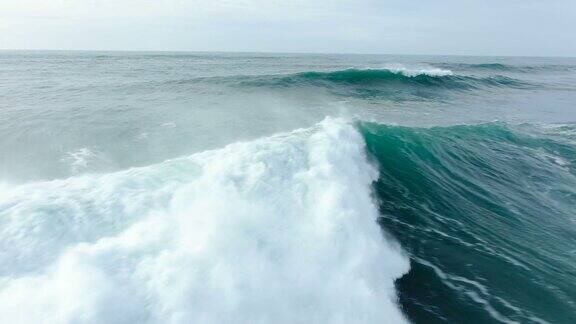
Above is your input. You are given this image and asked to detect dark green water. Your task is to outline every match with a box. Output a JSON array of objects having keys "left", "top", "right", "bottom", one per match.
[{"left": 363, "top": 122, "right": 576, "bottom": 323}]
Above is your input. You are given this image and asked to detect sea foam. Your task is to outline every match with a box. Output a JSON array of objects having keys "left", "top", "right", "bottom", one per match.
[
  {"left": 381, "top": 64, "right": 453, "bottom": 77},
  {"left": 0, "top": 118, "right": 409, "bottom": 324}
]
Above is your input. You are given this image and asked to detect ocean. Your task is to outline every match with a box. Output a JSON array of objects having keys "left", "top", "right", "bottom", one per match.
[{"left": 0, "top": 51, "right": 575, "bottom": 323}]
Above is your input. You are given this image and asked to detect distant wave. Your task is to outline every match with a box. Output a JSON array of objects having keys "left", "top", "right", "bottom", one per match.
[
  {"left": 82, "top": 68, "right": 536, "bottom": 98},
  {"left": 222, "top": 68, "right": 536, "bottom": 92},
  {"left": 291, "top": 68, "right": 529, "bottom": 87}
]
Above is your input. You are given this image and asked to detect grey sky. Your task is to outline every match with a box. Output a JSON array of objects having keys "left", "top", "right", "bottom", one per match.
[{"left": 1, "top": 0, "right": 575, "bottom": 56}]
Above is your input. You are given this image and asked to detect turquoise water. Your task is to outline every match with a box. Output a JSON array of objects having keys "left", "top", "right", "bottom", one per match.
[
  {"left": 0, "top": 51, "right": 575, "bottom": 323},
  {"left": 363, "top": 122, "right": 576, "bottom": 323}
]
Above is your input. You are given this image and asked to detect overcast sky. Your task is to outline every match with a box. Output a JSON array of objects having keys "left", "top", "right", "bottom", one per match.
[{"left": 0, "top": 0, "right": 575, "bottom": 56}]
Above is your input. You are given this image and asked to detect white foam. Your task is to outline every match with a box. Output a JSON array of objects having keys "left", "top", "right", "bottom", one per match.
[
  {"left": 0, "top": 118, "right": 409, "bottom": 324},
  {"left": 382, "top": 64, "right": 453, "bottom": 77},
  {"left": 161, "top": 122, "right": 177, "bottom": 128},
  {"left": 62, "top": 148, "right": 96, "bottom": 174}
]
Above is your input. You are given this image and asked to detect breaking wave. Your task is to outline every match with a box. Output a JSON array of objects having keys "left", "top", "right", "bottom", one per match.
[
  {"left": 2, "top": 118, "right": 576, "bottom": 323},
  {"left": 0, "top": 118, "right": 409, "bottom": 324}
]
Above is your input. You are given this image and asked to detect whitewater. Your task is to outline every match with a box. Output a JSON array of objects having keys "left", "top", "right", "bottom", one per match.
[{"left": 0, "top": 118, "right": 409, "bottom": 323}]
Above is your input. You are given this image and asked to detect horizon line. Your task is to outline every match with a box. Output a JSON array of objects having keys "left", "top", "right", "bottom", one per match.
[{"left": 1, "top": 48, "right": 575, "bottom": 59}]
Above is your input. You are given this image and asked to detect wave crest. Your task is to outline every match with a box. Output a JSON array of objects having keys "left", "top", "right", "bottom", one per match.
[{"left": 0, "top": 118, "right": 409, "bottom": 324}]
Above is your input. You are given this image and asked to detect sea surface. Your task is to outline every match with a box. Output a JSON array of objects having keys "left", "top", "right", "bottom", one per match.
[{"left": 0, "top": 51, "right": 575, "bottom": 323}]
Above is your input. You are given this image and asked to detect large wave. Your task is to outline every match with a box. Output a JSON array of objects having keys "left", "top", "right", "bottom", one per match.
[{"left": 0, "top": 118, "right": 409, "bottom": 324}]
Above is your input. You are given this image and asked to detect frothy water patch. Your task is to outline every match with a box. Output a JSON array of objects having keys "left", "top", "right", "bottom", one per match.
[
  {"left": 137, "top": 132, "right": 149, "bottom": 140},
  {"left": 381, "top": 64, "right": 453, "bottom": 77},
  {"left": 0, "top": 118, "right": 409, "bottom": 324},
  {"left": 62, "top": 148, "right": 97, "bottom": 174},
  {"left": 160, "top": 122, "right": 176, "bottom": 128}
]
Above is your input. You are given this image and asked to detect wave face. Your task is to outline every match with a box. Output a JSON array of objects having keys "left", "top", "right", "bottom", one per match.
[
  {"left": 361, "top": 122, "right": 576, "bottom": 323},
  {"left": 0, "top": 119, "right": 409, "bottom": 324}
]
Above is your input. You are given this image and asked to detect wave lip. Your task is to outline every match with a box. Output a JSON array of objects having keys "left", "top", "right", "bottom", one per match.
[{"left": 0, "top": 118, "right": 409, "bottom": 324}]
